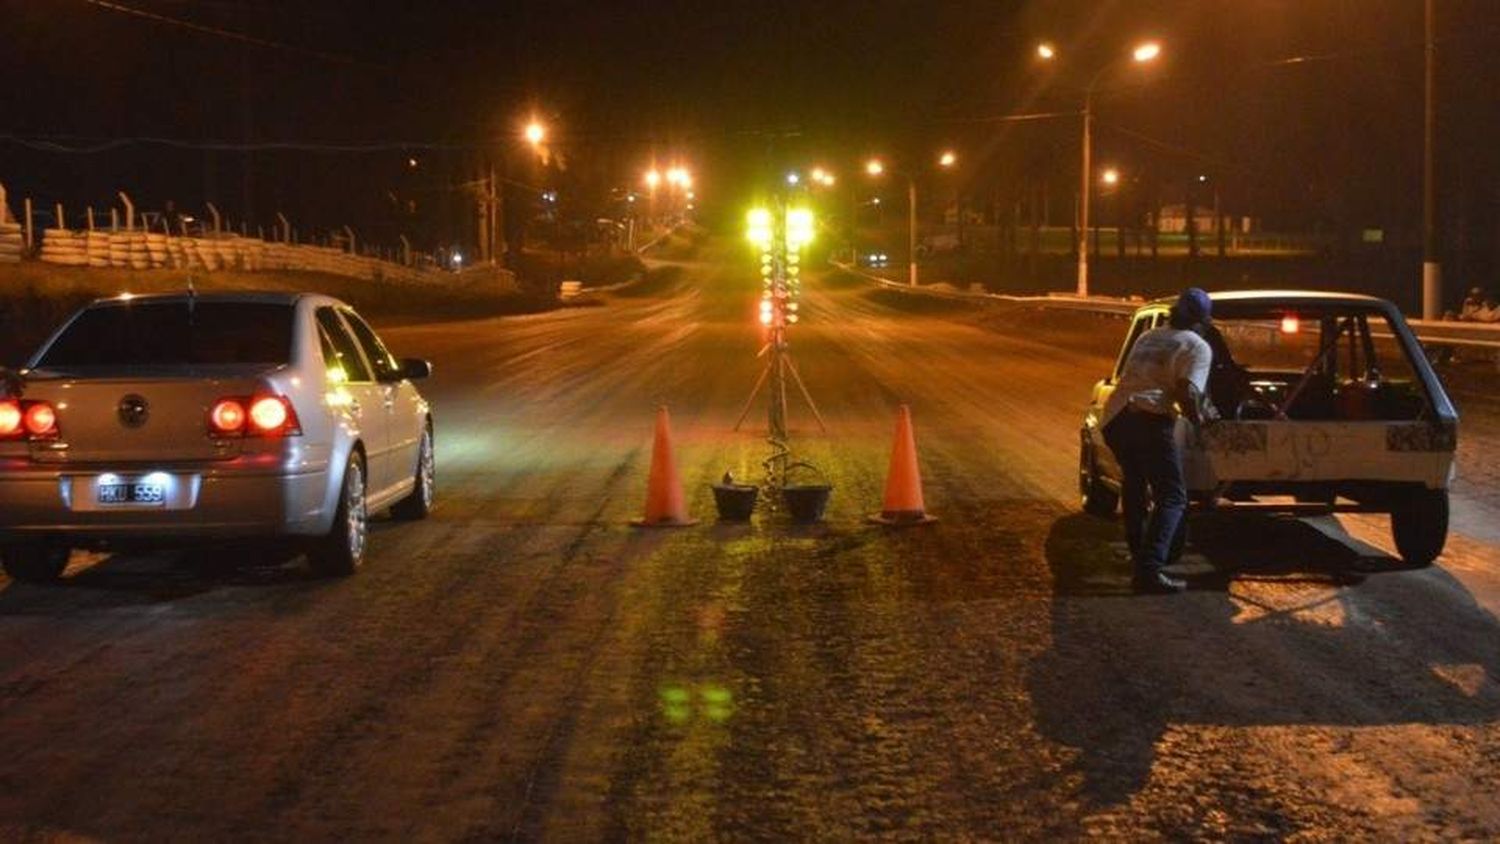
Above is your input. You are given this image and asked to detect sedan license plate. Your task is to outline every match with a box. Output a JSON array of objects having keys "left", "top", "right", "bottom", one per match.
[{"left": 98, "top": 481, "right": 167, "bottom": 506}]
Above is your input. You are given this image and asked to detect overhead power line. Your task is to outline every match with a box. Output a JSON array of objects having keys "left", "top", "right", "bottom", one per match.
[
  {"left": 0, "top": 134, "right": 454, "bottom": 154},
  {"left": 78, "top": 0, "right": 364, "bottom": 66}
]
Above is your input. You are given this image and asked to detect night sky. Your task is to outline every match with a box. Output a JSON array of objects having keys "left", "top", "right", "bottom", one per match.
[{"left": 3, "top": 1, "right": 1498, "bottom": 264}]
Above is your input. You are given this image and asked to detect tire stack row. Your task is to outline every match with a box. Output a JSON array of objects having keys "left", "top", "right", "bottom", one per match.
[
  {"left": 84, "top": 231, "right": 111, "bottom": 267},
  {"left": 0, "top": 222, "right": 24, "bottom": 264},
  {"left": 38, "top": 229, "right": 88, "bottom": 265}
]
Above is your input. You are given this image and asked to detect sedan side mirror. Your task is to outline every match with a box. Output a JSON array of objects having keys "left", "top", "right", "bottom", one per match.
[{"left": 399, "top": 358, "right": 432, "bottom": 380}]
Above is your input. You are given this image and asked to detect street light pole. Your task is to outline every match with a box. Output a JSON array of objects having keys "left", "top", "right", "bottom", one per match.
[
  {"left": 1422, "top": 0, "right": 1441, "bottom": 319},
  {"left": 1077, "top": 87, "right": 1094, "bottom": 297},
  {"left": 1047, "top": 41, "right": 1160, "bottom": 298},
  {"left": 907, "top": 173, "right": 918, "bottom": 287}
]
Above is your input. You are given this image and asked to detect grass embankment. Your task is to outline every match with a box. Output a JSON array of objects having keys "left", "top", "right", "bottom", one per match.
[{"left": 0, "top": 262, "right": 542, "bottom": 367}]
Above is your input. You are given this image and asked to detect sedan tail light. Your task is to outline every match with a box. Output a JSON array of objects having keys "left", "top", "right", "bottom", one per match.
[
  {"left": 1, "top": 399, "right": 60, "bottom": 441},
  {"left": 208, "top": 395, "right": 301, "bottom": 438}
]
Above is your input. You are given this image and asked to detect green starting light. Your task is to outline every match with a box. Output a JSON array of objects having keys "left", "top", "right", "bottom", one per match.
[
  {"left": 786, "top": 207, "right": 814, "bottom": 251},
  {"left": 747, "top": 208, "right": 773, "bottom": 249}
]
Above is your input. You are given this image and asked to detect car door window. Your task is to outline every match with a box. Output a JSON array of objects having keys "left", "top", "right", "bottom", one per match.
[
  {"left": 1113, "top": 313, "right": 1156, "bottom": 381},
  {"left": 316, "top": 307, "right": 372, "bottom": 382},
  {"left": 341, "top": 310, "right": 401, "bottom": 382}
]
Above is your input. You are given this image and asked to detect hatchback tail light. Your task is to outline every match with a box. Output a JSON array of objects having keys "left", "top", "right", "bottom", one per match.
[
  {"left": 0, "top": 399, "right": 60, "bottom": 441},
  {"left": 208, "top": 395, "right": 301, "bottom": 438}
]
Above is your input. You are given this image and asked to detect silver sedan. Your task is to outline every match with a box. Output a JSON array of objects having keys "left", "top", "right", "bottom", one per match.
[{"left": 0, "top": 292, "right": 434, "bottom": 580}]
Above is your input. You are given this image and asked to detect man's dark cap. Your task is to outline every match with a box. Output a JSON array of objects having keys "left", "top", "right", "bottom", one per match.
[{"left": 1176, "top": 287, "right": 1212, "bottom": 323}]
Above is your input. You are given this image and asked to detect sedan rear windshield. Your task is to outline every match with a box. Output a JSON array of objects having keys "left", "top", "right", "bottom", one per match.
[{"left": 36, "top": 301, "right": 295, "bottom": 368}]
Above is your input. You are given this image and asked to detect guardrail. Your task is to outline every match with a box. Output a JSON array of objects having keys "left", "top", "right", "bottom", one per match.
[{"left": 831, "top": 261, "right": 1500, "bottom": 351}]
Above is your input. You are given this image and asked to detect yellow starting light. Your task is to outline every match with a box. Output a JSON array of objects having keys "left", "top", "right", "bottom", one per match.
[
  {"left": 747, "top": 208, "right": 773, "bottom": 249},
  {"left": 786, "top": 207, "right": 814, "bottom": 250}
]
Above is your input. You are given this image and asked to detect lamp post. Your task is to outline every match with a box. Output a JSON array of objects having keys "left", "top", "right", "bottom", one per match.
[
  {"left": 866, "top": 152, "right": 955, "bottom": 287},
  {"left": 1040, "top": 40, "right": 1161, "bottom": 297},
  {"left": 1422, "top": 0, "right": 1441, "bottom": 319}
]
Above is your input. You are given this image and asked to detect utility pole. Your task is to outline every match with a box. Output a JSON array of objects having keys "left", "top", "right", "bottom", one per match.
[{"left": 1422, "top": 0, "right": 1442, "bottom": 319}]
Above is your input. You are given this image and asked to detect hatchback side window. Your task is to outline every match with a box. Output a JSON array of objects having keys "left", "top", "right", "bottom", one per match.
[
  {"left": 316, "top": 307, "right": 372, "bottom": 383},
  {"left": 341, "top": 309, "right": 401, "bottom": 382}
]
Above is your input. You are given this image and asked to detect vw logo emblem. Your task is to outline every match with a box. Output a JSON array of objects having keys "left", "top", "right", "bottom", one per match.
[{"left": 118, "top": 394, "right": 150, "bottom": 429}]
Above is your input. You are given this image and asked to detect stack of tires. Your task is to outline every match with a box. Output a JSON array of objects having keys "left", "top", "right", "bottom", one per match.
[
  {"left": 194, "top": 238, "right": 221, "bottom": 271},
  {"left": 168, "top": 236, "right": 191, "bottom": 269},
  {"left": 85, "top": 231, "right": 110, "bottom": 267},
  {"left": 0, "top": 221, "right": 23, "bottom": 264},
  {"left": 145, "top": 232, "right": 169, "bottom": 268},
  {"left": 107, "top": 232, "right": 132, "bottom": 268},
  {"left": 39, "top": 229, "right": 88, "bottom": 265},
  {"left": 214, "top": 237, "right": 240, "bottom": 271}
]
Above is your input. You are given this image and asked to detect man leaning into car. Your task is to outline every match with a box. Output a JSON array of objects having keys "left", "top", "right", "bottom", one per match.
[{"left": 1101, "top": 288, "right": 1214, "bottom": 594}]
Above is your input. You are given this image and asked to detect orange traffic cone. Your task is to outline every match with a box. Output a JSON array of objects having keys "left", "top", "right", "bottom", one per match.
[
  {"left": 868, "top": 404, "right": 937, "bottom": 525},
  {"left": 632, "top": 406, "right": 699, "bottom": 527}
]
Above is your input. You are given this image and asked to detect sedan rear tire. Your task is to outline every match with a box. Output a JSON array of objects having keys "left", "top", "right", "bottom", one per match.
[
  {"left": 1, "top": 545, "right": 71, "bottom": 583},
  {"left": 308, "top": 454, "right": 368, "bottom": 577}
]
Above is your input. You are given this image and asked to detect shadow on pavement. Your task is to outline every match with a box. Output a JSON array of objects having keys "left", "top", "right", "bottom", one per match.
[
  {"left": 1030, "top": 510, "right": 1500, "bottom": 808},
  {"left": 0, "top": 544, "right": 324, "bottom": 615}
]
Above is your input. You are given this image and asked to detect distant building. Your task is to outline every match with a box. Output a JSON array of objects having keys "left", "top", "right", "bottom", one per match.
[{"left": 1154, "top": 203, "right": 1256, "bottom": 234}]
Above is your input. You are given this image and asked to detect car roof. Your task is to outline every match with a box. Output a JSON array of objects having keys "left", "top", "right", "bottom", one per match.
[
  {"left": 86, "top": 291, "right": 347, "bottom": 309},
  {"left": 1143, "top": 289, "right": 1394, "bottom": 311}
]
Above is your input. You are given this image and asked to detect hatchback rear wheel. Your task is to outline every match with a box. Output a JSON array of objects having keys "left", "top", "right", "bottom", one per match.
[
  {"left": 1080, "top": 436, "right": 1119, "bottom": 518},
  {"left": 1391, "top": 488, "right": 1447, "bottom": 567}
]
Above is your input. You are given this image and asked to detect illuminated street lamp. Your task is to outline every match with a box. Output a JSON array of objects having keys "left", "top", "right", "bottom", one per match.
[
  {"left": 524, "top": 119, "right": 546, "bottom": 148},
  {"left": 644, "top": 169, "right": 662, "bottom": 190},
  {"left": 1039, "top": 40, "right": 1163, "bottom": 297},
  {"left": 866, "top": 152, "right": 955, "bottom": 288},
  {"left": 1101, "top": 168, "right": 1120, "bottom": 186}
]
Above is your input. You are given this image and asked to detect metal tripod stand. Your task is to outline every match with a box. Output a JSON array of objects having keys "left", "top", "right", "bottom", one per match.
[{"left": 733, "top": 325, "right": 827, "bottom": 439}]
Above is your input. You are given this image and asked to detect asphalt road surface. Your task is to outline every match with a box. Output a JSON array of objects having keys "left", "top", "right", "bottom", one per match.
[{"left": 4, "top": 239, "right": 1500, "bottom": 840}]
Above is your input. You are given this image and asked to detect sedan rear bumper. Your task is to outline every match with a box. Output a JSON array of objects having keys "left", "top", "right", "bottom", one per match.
[{"left": 0, "top": 463, "right": 335, "bottom": 541}]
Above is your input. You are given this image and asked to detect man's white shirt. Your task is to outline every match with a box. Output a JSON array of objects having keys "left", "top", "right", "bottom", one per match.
[{"left": 1102, "top": 327, "right": 1212, "bottom": 425}]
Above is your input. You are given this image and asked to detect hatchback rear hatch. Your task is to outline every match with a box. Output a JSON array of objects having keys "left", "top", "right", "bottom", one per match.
[{"left": 17, "top": 298, "right": 296, "bottom": 464}]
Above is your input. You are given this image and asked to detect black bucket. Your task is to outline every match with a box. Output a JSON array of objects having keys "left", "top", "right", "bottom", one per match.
[
  {"left": 712, "top": 483, "right": 759, "bottom": 521},
  {"left": 783, "top": 484, "right": 832, "bottom": 523}
]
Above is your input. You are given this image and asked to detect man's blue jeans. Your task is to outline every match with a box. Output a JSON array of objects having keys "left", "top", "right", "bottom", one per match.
[{"left": 1103, "top": 408, "right": 1188, "bottom": 572}]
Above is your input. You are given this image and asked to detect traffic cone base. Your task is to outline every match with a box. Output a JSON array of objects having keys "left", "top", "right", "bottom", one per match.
[
  {"left": 868, "top": 404, "right": 936, "bottom": 527},
  {"left": 632, "top": 406, "right": 698, "bottom": 528},
  {"left": 630, "top": 515, "right": 700, "bottom": 528},
  {"left": 867, "top": 511, "right": 938, "bottom": 526}
]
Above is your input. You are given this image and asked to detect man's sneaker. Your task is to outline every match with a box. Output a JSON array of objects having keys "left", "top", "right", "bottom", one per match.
[{"left": 1132, "top": 570, "right": 1187, "bottom": 594}]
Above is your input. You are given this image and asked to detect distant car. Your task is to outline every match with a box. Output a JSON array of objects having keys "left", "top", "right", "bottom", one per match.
[
  {"left": 1079, "top": 291, "right": 1458, "bottom": 567},
  {"left": 860, "top": 251, "right": 889, "bottom": 268},
  {"left": 0, "top": 292, "right": 435, "bottom": 581}
]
